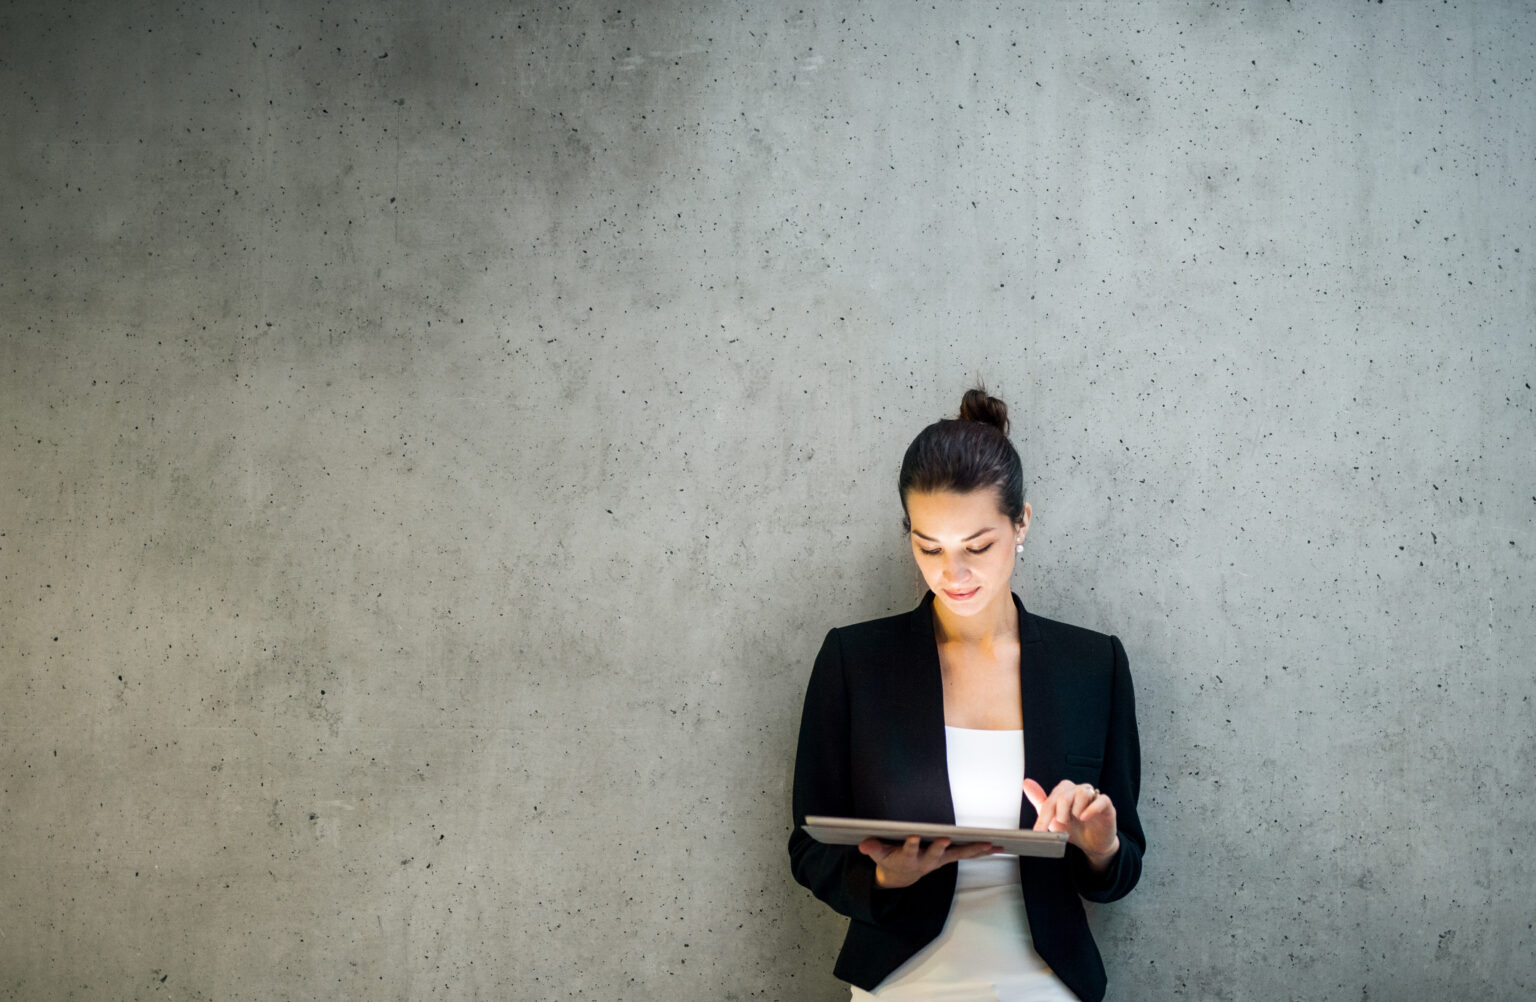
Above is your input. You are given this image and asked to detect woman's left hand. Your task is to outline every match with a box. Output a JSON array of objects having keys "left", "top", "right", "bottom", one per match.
[{"left": 1023, "top": 778, "right": 1120, "bottom": 870}]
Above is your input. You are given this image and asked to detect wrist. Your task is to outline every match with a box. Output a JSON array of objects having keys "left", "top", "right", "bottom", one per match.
[{"left": 1083, "top": 836, "right": 1120, "bottom": 872}]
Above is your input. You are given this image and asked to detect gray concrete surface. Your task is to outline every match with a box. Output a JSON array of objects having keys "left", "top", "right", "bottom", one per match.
[{"left": 2, "top": 1, "right": 1533, "bottom": 999}]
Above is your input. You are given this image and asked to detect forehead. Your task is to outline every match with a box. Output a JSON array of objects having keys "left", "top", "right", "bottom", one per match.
[{"left": 905, "top": 488, "right": 1011, "bottom": 533}]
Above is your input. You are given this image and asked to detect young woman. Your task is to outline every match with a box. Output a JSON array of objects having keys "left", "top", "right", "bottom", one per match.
[{"left": 789, "top": 388, "right": 1145, "bottom": 1002}]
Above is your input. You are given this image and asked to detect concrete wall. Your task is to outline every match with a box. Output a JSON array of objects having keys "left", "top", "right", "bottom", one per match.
[{"left": 2, "top": 1, "right": 1532, "bottom": 999}]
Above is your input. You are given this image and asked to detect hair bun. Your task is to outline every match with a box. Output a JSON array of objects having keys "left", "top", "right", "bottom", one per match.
[{"left": 957, "top": 387, "right": 1010, "bottom": 436}]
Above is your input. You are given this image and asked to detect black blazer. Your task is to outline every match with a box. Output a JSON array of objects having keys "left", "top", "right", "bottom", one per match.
[{"left": 788, "top": 592, "right": 1144, "bottom": 1002}]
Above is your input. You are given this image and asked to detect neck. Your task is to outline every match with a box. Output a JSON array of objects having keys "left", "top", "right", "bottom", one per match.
[{"left": 931, "top": 590, "right": 1018, "bottom": 647}]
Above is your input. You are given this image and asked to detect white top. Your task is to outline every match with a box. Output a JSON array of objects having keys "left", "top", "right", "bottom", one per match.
[{"left": 850, "top": 727, "right": 1079, "bottom": 1002}]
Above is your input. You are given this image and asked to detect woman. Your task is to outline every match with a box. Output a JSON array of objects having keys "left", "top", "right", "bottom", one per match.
[{"left": 788, "top": 388, "right": 1144, "bottom": 1002}]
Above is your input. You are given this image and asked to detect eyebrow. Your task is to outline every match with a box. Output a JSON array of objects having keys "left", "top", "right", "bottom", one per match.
[{"left": 910, "top": 527, "right": 997, "bottom": 543}]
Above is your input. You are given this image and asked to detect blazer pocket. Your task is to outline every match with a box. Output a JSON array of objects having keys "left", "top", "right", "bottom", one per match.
[{"left": 1063, "top": 753, "right": 1103, "bottom": 783}]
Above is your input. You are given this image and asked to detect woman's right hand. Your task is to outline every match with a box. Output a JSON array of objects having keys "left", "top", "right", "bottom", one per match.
[{"left": 857, "top": 835, "right": 999, "bottom": 889}]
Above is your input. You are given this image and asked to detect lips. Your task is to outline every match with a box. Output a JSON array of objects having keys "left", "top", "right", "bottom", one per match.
[{"left": 944, "top": 587, "right": 980, "bottom": 602}]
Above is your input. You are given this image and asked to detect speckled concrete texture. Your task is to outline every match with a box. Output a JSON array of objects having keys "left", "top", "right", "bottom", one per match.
[{"left": 1, "top": 1, "right": 1533, "bottom": 999}]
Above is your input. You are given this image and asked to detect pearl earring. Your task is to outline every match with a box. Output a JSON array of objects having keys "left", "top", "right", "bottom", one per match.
[{"left": 1015, "top": 542, "right": 1024, "bottom": 553}]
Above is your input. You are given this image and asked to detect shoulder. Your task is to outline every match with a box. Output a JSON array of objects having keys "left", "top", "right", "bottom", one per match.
[
  {"left": 831, "top": 606, "right": 915, "bottom": 642},
  {"left": 1022, "top": 610, "right": 1135, "bottom": 732},
  {"left": 820, "top": 606, "right": 919, "bottom": 663},
  {"left": 803, "top": 606, "right": 928, "bottom": 708},
  {"left": 1026, "top": 609, "right": 1113, "bottom": 647},
  {"left": 1023, "top": 609, "right": 1128, "bottom": 676}
]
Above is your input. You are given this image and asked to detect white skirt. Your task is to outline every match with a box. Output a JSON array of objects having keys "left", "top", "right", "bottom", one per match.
[
  {"left": 851, "top": 727, "right": 1080, "bottom": 1002},
  {"left": 850, "top": 879, "right": 1079, "bottom": 1002}
]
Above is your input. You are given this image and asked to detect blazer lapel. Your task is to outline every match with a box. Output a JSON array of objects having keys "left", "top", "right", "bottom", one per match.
[
  {"left": 906, "top": 593, "right": 956, "bottom": 825},
  {"left": 1016, "top": 593, "right": 1061, "bottom": 828}
]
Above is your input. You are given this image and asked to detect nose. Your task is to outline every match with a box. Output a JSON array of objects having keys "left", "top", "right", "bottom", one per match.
[{"left": 941, "top": 551, "right": 970, "bottom": 583}]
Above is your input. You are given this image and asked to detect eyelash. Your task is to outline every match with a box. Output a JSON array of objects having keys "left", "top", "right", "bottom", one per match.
[{"left": 919, "top": 543, "right": 993, "bottom": 556}]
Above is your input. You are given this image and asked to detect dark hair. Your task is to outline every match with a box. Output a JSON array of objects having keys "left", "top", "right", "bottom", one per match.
[{"left": 898, "top": 387, "right": 1026, "bottom": 529}]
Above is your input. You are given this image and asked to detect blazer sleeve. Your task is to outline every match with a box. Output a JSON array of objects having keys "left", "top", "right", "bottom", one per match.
[
  {"left": 787, "top": 628, "right": 934, "bottom": 935},
  {"left": 1066, "top": 633, "right": 1145, "bottom": 903}
]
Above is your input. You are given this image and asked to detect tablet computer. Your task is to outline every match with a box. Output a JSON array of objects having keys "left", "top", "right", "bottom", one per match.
[{"left": 802, "top": 815, "right": 1068, "bottom": 859}]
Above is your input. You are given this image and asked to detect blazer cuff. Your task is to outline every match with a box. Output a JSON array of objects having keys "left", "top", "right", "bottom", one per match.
[{"left": 1069, "top": 837, "right": 1139, "bottom": 903}]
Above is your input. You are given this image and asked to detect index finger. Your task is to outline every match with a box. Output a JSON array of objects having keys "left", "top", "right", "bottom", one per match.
[{"left": 1022, "top": 777, "right": 1048, "bottom": 810}]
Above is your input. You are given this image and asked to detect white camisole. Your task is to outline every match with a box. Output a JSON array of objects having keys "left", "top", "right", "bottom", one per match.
[{"left": 850, "top": 727, "right": 1079, "bottom": 1002}]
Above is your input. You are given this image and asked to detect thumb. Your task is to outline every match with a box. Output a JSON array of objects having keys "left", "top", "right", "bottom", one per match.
[
  {"left": 1022, "top": 777, "right": 1047, "bottom": 811},
  {"left": 857, "top": 838, "right": 890, "bottom": 861}
]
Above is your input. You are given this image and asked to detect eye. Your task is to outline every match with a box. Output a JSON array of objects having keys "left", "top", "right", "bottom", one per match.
[
  {"left": 967, "top": 543, "right": 994, "bottom": 554},
  {"left": 918, "top": 546, "right": 942, "bottom": 556}
]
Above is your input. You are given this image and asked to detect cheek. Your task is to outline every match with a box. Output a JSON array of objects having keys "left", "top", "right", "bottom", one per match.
[{"left": 913, "top": 556, "right": 946, "bottom": 587}]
